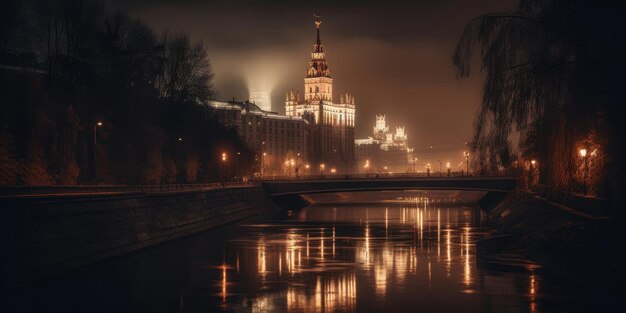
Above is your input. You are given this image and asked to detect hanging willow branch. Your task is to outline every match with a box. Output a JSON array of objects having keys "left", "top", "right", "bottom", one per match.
[{"left": 452, "top": 0, "right": 608, "bottom": 190}]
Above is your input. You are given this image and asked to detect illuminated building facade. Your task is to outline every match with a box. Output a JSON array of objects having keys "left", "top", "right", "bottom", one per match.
[
  {"left": 285, "top": 15, "right": 356, "bottom": 172},
  {"left": 207, "top": 100, "right": 309, "bottom": 175},
  {"left": 355, "top": 115, "right": 414, "bottom": 173},
  {"left": 249, "top": 90, "right": 272, "bottom": 112}
]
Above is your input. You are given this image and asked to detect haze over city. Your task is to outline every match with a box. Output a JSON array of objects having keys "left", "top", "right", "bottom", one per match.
[
  {"left": 114, "top": 0, "right": 515, "bottom": 165},
  {"left": 2, "top": 1, "right": 625, "bottom": 312}
]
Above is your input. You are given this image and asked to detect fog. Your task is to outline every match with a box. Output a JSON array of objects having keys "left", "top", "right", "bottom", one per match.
[{"left": 114, "top": 0, "right": 515, "bottom": 168}]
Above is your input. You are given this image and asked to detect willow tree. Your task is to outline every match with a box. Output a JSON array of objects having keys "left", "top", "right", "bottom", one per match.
[{"left": 454, "top": 0, "right": 626, "bottom": 199}]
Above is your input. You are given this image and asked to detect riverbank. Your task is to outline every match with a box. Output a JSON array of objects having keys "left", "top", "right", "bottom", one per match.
[
  {"left": 478, "top": 190, "right": 625, "bottom": 310},
  {"left": 1, "top": 186, "right": 276, "bottom": 288}
]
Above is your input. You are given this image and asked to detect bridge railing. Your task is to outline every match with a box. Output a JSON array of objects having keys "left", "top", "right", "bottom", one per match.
[
  {"left": 0, "top": 182, "right": 256, "bottom": 197},
  {"left": 252, "top": 171, "right": 510, "bottom": 181},
  {"left": 1, "top": 172, "right": 515, "bottom": 197}
]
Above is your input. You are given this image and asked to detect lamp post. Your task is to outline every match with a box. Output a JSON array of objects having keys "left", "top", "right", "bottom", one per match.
[
  {"left": 530, "top": 159, "right": 536, "bottom": 188},
  {"left": 296, "top": 153, "right": 300, "bottom": 178},
  {"left": 364, "top": 160, "right": 370, "bottom": 176},
  {"left": 447, "top": 162, "right": 451, "bottom": 177},
  {"left": 412, "top": 157, "right": 417, "bottom": 174},
  {"left": 464, "top": 152, "right": 470, "bottom": 176},
  {"left": 235, "top": 152, "right": 240, "bottom": 182},
  {"left": 579, "top": 149, "right": 589, "bottom": 195},
  {"left": 320, "top": 163, "right": 325, "bottom": 178},
  {"left": 427, "top": 163, "right": 431, "bottom": 177},
  {"left": 261, "top": 152, "right": 266, "bottom": 179},
  {"left": 221, "top": 152, "right": 227, "bottom": 187},
  {"left": 437, "top": 160, "right": 442, "bottom": 177},
  {"left": 93, "top": 121, "right": 103, "bottom": 182},
  {"left": 260, "top": 141, "right": 266, "bottom": 179}
]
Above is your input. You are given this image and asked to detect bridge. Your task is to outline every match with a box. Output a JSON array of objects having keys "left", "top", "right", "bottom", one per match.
[
  {"left": 262, "top": 176, "right": 517, "bottom": 196},
  {"left": 261, "top": 175, "right": 517, "bottom": 199}
]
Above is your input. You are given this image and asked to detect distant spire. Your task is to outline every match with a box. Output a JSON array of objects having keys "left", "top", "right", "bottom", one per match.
[
  {"left": 307, "top": 13, "right": 330, "bottom": 78},
  {"left": 314, "top": 13, "right": 322, "bottom": 47}
]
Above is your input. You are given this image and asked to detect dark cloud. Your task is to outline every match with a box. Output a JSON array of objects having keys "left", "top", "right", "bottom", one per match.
[{"left": 111, "top": 0, "right": 516, "bottom": 166}]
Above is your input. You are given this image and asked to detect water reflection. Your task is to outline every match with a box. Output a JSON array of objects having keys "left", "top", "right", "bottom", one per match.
[
  {"left": 17, "top": 195, "right": 585, "bottom": 313},
  {"left": 198, "top": 201, "right": 553, "bottom": 312},
  {"left": 221, "top": 264, "right": 227, "bottom": 304}
]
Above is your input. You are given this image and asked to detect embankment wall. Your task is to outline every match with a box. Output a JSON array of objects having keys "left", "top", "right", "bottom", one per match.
[{"left": 1, "top": 186, "right": 275, "bottom": 287}]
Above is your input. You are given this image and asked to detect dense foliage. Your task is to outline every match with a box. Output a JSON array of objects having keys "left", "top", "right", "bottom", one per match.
[
  {"left": 455, "top": 0, "right": 626, "bottom": 203},
  {"left": 0, "top": 0, "right": 253, "bottom": 185}
]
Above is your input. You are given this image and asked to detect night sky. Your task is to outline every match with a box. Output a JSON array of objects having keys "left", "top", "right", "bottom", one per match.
[{"left": 113, "top": 0, "right": 516, "bottom": 167}]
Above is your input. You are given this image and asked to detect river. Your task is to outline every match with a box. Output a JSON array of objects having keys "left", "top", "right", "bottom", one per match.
[{"left": 13, "top": 191, "right": 586, "bottom": 313}]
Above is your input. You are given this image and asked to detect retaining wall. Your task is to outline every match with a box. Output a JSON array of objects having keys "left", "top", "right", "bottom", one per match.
[{"left": 1, "top": 186, "right": 275, "bottom": 288}]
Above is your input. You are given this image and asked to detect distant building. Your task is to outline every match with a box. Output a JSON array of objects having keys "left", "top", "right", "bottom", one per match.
[
  {"left": 355, "top": 115, "right": 414, "bottom": 173},
  {"left": 249, "top": 90, "right": 272, "bottom": 112},
  {"left": 284, "top": 15, "right": 356, "bottom": 173},
  {"left": 207, "top": 100, "right": 310, "bottom": 176}
]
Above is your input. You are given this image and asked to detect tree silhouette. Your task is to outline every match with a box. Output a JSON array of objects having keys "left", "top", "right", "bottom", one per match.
[
  {"left": 454, "top": 0, "right": 626, "bottom": 201},
  {"left": 0, "top": 0, "right": 254, "bottom": 186},
  {"left": 0, "top": 131, "right": 19, "bottom": 184},
  {"left": 155, "top": 32, "right": 215, "bottom": 104}
]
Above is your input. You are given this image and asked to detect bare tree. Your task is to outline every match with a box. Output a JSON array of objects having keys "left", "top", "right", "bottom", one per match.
[
  {"left": 0, "top": 0, "right": 23, "bottom": 53},
  {"left": 155, "top": 32, "right": 215, "bottom": 104}
]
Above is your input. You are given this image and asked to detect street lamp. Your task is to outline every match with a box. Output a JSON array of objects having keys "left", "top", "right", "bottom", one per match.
[
  {"left": 296, "top": 153, "right": 300, "bottom": 178},
  {"left": 320, "top": 163, "right": 325, "bottom": 177},
  {"left": 446, "top": 162, "right": 451, "bottom": 176},
  {"left": 412, "top": 157, "right": 417, "bottom": 174},
  {"left": 261, "top": 141, "right": 266, "bottom": 178},
  {"left": 221, "top": 152, "right": 227, "bottom": 186},
  {"left": 93, "top": 121, "right": 104, "bottom": 182},
  {"left": 579, "top": 149, "right": 589, "bottom": 195},
  {"left": 437, "top": 160, "right": 442, "bottom": 177},
  {"left": 331, "top": 168, "right": 336, "bottom": 174},
  {"left": 427, "top": 163, "right": 431, "bottom": 177},
  {"left": 529, "top": 159, "right": 537, "bottom": 188},
  {"left": 261, "top": 152, "right": 267, "bottom": 179},
  {"left": 463, "top": 151, "right": 470, "bottom": 176},
  {"left": 235, "top": 152, "right": 240, "bottom": 181}
]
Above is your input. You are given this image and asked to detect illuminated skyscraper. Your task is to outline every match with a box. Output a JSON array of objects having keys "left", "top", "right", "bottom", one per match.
[{"left": 285, "top": 14, "right": 356, "bottom": 172}]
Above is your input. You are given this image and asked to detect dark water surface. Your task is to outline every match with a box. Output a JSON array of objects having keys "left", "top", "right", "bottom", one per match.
[{"left": 10, "top": 196, "right": 586, "bottom": 313}]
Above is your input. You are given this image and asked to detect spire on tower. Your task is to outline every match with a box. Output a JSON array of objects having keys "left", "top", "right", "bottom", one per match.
[
  {"left": 314, "top": 13, "right": 322, "bottom": 45},
  {"left": 307, "top": 13, "right": 330, "bottom": 78},
  {"left": 313, "top": 13, "right": 323, "bottom": 53}
]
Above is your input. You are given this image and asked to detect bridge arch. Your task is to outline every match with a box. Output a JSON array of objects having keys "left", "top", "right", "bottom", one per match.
[{"left": 261, "top": 176, "right": 517, "bottom": 208}]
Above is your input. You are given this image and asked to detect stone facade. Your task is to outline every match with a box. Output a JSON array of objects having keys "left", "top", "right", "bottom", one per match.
[
  {"left": 2, "top": 186, "right": 275, "bottom": 287},
  {"left": 207, "top": 100, "right": 310, "bottom": 176},
  {"left": 285, "top": 16, "right": 356, "bottom": 173}
]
